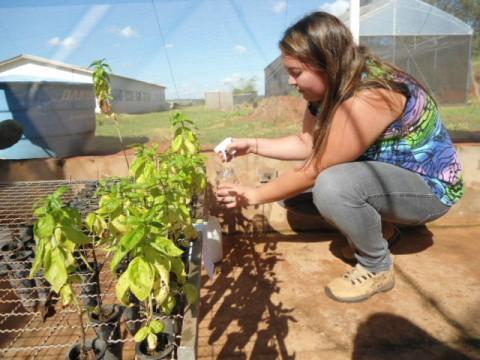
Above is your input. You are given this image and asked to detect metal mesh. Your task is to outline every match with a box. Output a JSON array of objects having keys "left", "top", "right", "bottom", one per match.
[
  {"left": 354, "top": 0, "right": 473, "bottom": 104},
  {"left": 0, "top": 180, "right": 191, "bottom": 359}
]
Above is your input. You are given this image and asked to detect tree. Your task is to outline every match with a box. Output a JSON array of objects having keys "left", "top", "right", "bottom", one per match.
[{"left": 232, "top": 76, "right": 258, "bottom": 95}]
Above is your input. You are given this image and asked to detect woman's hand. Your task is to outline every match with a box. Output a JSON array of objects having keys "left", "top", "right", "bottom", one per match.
[
  {"left": 215, "top": 182, "right": 256, "bottom": 208},
  {"left": 220, "top": 138, "right": 255, "bottom": 162}
]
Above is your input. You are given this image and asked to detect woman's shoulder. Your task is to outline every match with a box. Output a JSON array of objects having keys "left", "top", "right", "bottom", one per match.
[{"left": 349, "top": 88, "right": 407, "bottom": 120}]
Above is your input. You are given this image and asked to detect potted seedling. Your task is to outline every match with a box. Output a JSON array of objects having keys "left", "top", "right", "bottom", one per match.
[
  {"left": 89, "top": 59, "right": 113, "bottom": 116},
  {"left": 29, "top": 187, "right": 108, "bottom": 359},
  {"left": 86, "top": 112, "right": 205, "bottom": 358},
  {"left": 89, "top": 59, "right": 129, "bottom": 169}
]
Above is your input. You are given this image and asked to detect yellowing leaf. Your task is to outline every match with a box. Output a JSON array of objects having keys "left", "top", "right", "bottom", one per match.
[
  {"left": 59, "top": 284, "right": 75, "bottom": 306},
  {"left": 134, "top": 326, "right": 150, "bottom": 343},
  {"left": 128, "top": 257, "right": 154, "bottom": 301},
  {"left": 149, "top": 320, "right": 165, "bottom": 334},
  {"left": 115, "top": 271, "right": 131, "bottom": 306},
  {"left": 45, "top": 248, "right": 68, "bottom": 293},
  {"left": 37, "top": 214, "right": 55, "bottom": 238}
]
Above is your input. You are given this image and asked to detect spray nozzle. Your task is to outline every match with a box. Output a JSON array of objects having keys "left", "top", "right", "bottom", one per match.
[{"left": 214, "top": 137, "right": 236, "bottom": 161}]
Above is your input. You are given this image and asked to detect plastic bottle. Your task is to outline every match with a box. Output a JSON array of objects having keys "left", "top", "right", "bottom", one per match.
[{"left": 204, "top": 216, "right": 223, "bottom": 264}]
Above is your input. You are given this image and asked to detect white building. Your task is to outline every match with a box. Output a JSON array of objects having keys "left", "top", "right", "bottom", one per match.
[{"left": 0, "top": 54, "right": 168, "bottom": 114}]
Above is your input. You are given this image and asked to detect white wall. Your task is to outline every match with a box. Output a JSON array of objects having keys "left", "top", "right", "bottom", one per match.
[
  {"left": 0, "top": 60, "right": 168, "bottom": 114},
  {"left": 110, "top": 76, "right": 167, "bottom": 114},
  {"left": 0, "top": 62, "right": 91, "bottom": 83}
]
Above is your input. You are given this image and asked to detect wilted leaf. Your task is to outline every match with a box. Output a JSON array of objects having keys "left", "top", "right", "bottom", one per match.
[
  {"left": 147, "top": 333, "right": 158, "bottom": 352},
  {"left": 45, "top": 248, "right": 68, "bottom": 293}
]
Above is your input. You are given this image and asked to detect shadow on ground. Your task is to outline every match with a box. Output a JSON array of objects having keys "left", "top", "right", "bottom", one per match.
[
  {"left": 198, "top": 186, "right": 472, "bottom": 359},
  {"left": 200, "top": 189, "right": 305, "bottom": 359},
  {"left": 353, "top": 313, "right": 475, "bottom": 359}
]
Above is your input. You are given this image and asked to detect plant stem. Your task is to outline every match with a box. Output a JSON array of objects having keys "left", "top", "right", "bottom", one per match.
[
  {"left": 91, "top": 246, "right": 103, "bottom": 316},
  {"left": 148, "top": 294, "right": 153, "bottom": 323},
  {"left": 112, "top": 113, "right": 130, "bottom": 170},
  {"left": 75, "top": 298, "right": 88, "bottom": 359}
]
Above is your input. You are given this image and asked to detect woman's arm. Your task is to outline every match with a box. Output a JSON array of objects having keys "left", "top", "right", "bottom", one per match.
[
  {"left": 217, "top": 89, "right": 406, "bottom": 207},
  {"left": 226, "top": 107, "right": 316, "bottom": 161}
]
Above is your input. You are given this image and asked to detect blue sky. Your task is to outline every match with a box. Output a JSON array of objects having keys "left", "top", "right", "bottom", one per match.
[{"left": 0, "top": 0, "right": 350, "bottom": 99}]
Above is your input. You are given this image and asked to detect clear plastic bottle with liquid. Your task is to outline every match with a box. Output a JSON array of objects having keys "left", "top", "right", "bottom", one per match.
[{"left": 215, "top": 166, "right": 238, "bottom": 188}]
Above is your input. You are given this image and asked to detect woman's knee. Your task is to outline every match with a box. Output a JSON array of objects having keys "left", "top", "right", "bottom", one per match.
[{"left": 312, "top": 166, "right": 346, "bottom": 215}]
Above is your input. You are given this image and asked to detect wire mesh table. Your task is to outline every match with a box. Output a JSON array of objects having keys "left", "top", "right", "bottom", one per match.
[{"left": 0, "top": 180, "right": 201, "bottom": 359}]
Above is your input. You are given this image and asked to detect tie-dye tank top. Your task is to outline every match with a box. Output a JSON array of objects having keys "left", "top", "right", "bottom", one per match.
[{"left": 359, "top": 71, "right": 464, "bottom": 206}]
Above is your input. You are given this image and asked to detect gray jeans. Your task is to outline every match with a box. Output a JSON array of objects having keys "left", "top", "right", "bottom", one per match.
[{"left": 287, "top": 161, "right": 450, "bottom": 272}]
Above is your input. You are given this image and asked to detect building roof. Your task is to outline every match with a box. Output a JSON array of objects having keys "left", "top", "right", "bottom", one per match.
[
  {"left": 0, "top": 54, "right": 166, "bottom": 88},
  {"left": 339, "top": 0, "right": 473, "bottom": 36}
]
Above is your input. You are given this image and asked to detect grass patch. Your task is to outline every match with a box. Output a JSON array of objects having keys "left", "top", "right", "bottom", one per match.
[
  {"left": 95, "top": 97, "right": 480, "bottom": 149},
  {"left": 95, "top": 105, "right": 252, "bottom": 146},
  {"left": 439, "top": 99, "right": 480, "bottom": 131}
]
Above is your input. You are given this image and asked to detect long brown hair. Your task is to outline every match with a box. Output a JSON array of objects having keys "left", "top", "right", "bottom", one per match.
[{"left": 279, "top": 11, "right": 414, "bottom": 169}]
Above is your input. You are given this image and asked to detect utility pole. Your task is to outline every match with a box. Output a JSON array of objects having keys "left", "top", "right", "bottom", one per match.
[{"left": 350, "top": 0, "right": 360, "bottom": 44}]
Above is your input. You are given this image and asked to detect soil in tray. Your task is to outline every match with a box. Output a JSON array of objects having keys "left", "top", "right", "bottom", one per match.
[{"left": 0, "top": 281, "right": 32, "bottom": 349}]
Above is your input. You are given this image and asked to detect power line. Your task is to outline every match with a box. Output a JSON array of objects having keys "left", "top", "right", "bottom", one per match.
[{"left": 151, "top": 0, "right": 180, "bottom": 99}]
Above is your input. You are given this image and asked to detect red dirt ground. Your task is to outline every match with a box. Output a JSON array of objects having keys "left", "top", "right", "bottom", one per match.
[{"left": 245, "top": 95, "right": 308, "bottom": 125}]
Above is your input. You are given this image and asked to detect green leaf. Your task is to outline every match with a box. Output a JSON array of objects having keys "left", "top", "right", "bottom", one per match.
[
  {"left": 131, "top": 158, "right": 146, "bottom": 180},
  {"left": 37, "top": 214, "right": 55, "bottom": 238},
  {"left": 59, "top": 284, "right": 75, "bottom": 306},
  {"left": 128, "top": 257, "right": 154, "bottom": 301},
  {"left": 86, "top": 212, "right": 107, "bottom": 235},
  {"left": 185, "top": 139, "right": 196, "bottom": 154},
  {"left": 86, "top": 212, "right": 96, "bottom": 232},
  {"left": 120, "top": 227, "right": 146, "bottom": 252},
  {"left": 172, "top": 135, "right": 182, "bottom": 152},
  {"left": 160, "top": 293, "right": 176, "bottom": 315},
  {"left": 61, "top": 207, "right": 82, "bottom": 225},
  {"left": 97, "top": 196, "right": 121, "bottom": 215},
  {"left": 110, "top": 246, "right": 128, "bottom": 272},
  {"left": 149, "top": 320, "right": 165, "bottom": 334},
  {"left": 44, "top": 248, "right": 68, "bottom": 293},
  {"left": 111, "top": 214, "right": 129, "bottom": 234},
  {"left": 29, "top": 240, "right": 45, "bottom": 278},
  {"left": 134, "top": 326, "right": 150, "bottom": 343},
  {"left": 62, "top": 238, "right": 76, "bottom": 254},
  {"left": 62, "top": 226, "right": 89, "bottom": 245},
  {"left": 62, "top": 247, "right": 76, "bottom": 269},
  {"left": 53, "top": 227, "right": 63, "bottom": 245},
  {"left": 115, "top": 271, "right": 131, "bottom": 306},
  {"left": 183, "top": 283, "right": 198, "bottom": 305},
  {"left": 170, "top": 257, "right": 186, "bottom": 284},
  {"left": 151, "top": 236, "right": 183, "bottom": 257}
]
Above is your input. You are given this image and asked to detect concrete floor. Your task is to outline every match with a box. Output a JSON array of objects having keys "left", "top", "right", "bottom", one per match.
[{"left": 198, "top": 224, "right": 480, "bottom": 359}]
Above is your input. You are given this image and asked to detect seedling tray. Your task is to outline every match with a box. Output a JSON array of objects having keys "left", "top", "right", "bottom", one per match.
[{"left": 0, "top": 180, "right": 201, "bottom": 359}]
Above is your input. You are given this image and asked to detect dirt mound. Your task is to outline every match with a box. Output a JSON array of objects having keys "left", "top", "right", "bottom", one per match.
[{"left": 247, "top": 95, "right": 307, "bottom": 124}]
